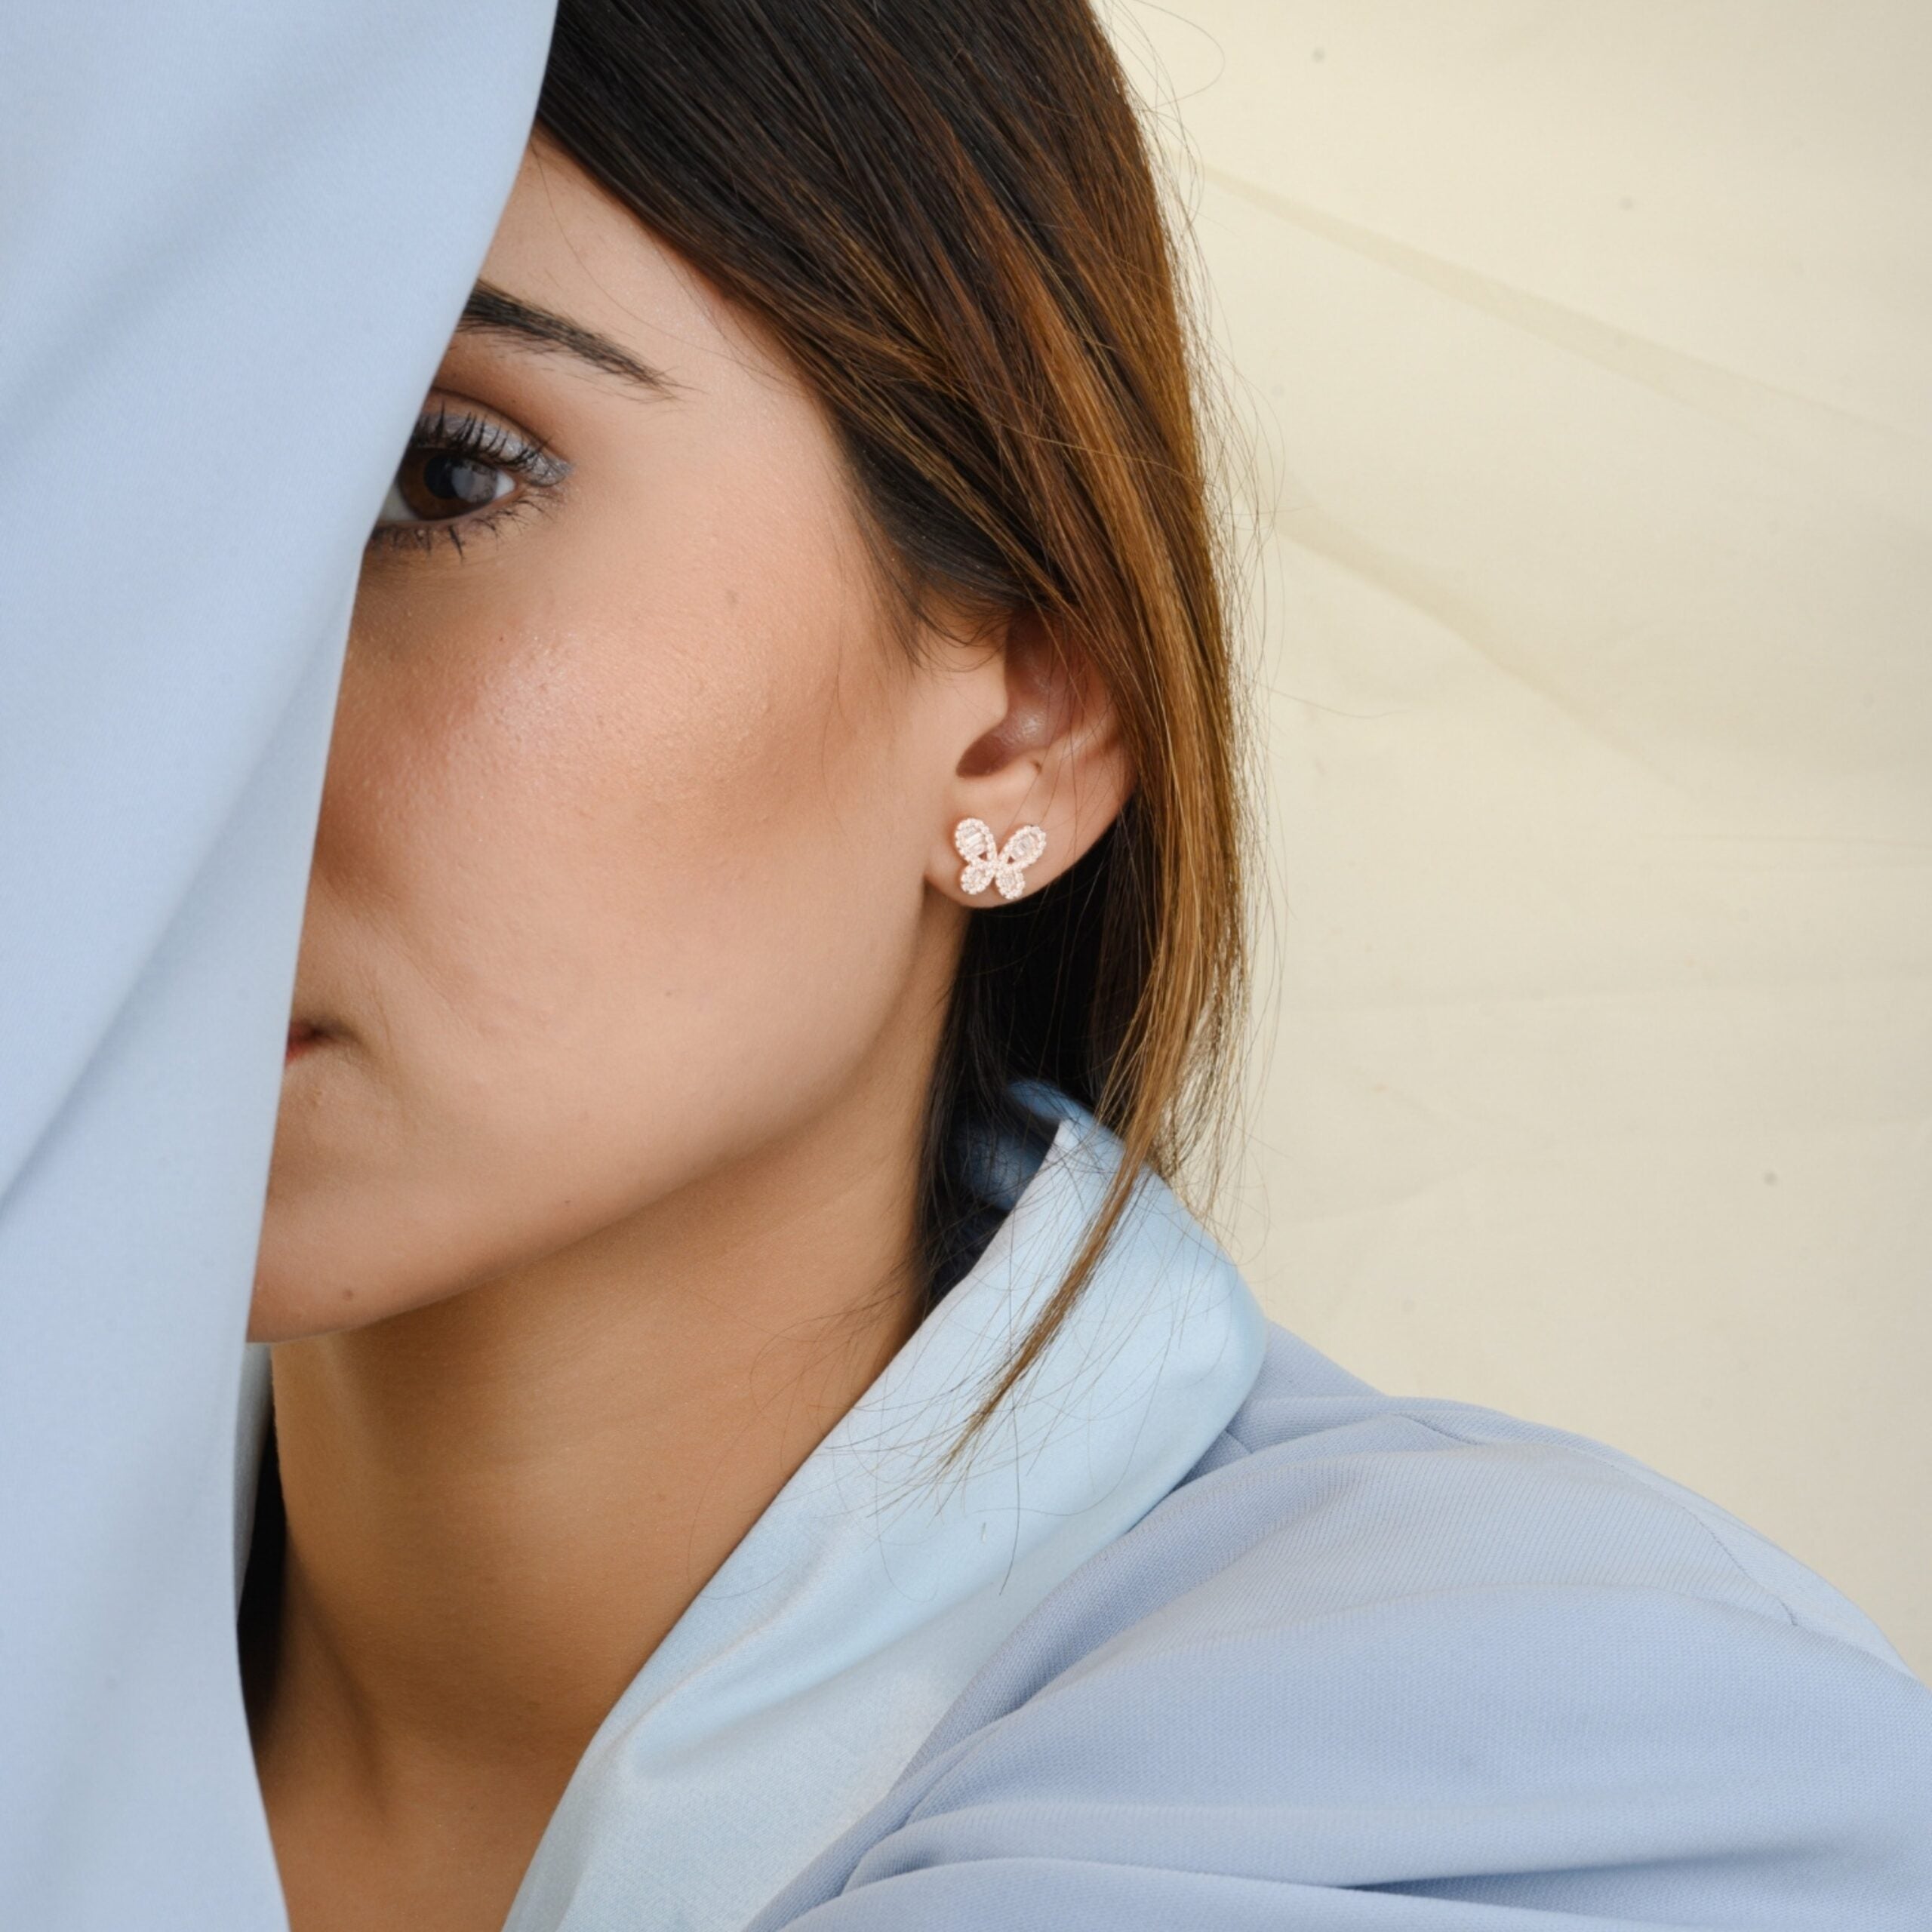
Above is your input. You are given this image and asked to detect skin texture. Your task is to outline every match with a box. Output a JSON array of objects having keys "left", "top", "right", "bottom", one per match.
[{"left": 248, "top": 139, "right": 1131, "bottom": 1932}]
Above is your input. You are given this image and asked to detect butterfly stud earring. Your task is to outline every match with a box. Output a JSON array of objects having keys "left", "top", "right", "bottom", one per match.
[{"left": 954, "top": 817, "right": 1048, "bottom": 902}]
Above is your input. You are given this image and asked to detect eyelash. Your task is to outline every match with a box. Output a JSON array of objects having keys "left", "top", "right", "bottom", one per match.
[{"left": 368, "top": 404, "right": 571, "bottom": 557}]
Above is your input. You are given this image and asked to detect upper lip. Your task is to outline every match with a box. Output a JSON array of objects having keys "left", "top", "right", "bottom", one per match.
[{"left": 287, "top": 1020, "right": 324, "bottom": 1044}]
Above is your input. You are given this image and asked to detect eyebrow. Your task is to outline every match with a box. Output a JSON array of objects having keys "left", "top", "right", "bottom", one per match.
[{"left": 456, "top": 281, "right": 675, "bottom": 394}]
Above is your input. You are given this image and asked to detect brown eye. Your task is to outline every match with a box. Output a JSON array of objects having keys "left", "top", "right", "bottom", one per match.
[
  {"left": 379, "top": 447, "right": 516, "bottom": 525},
  {"left": 368, "top": 408, "right": 569, "bottom": 552}
]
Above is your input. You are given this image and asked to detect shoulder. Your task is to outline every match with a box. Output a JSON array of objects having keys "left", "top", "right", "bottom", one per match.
[
  {"left": 751, "top": 1326, "right": 1932, "bottom": 1930},
  {"left": 1190, "top": 1324, "right": 1915, "bottom": 1668}
]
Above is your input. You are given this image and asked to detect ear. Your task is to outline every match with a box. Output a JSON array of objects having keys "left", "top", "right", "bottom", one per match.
[{"left": 926, "top": 609, "right": 1134, "bottom": 906}]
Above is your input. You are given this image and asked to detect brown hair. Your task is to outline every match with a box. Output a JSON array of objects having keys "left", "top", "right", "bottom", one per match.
[{"left": 537, "top": 0, "right": 1250, "bottom": 1451}]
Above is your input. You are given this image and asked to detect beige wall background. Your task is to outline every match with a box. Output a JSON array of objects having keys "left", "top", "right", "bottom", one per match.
[{"left": 1105, "top": 1, "right": 1931, "bottom": 1677}]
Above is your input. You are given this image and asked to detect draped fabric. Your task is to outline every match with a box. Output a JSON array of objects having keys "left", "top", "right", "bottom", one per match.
[
  {"left": 0, "top": 7, "right": 555, "bottom": 1924},
  {"left": 747, "top": 1323, "right": 1932, "bottom": 1929}
]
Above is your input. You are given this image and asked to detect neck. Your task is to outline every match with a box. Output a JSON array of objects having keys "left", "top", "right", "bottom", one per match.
[{"left": 249, "top": 1037, "right": 934, "bottom": 1875}]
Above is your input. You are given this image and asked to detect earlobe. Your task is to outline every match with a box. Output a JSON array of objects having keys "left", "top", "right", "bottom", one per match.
[{"left": 928, "top": 605, "right": 1131, "bottom": 907}]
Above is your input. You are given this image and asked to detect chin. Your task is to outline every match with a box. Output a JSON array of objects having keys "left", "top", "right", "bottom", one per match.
[
  {"left": 246, "top": 1278, "right": 371, "bottom": 1346},
  {"left": 247, "top": 1227, "right": 449, "bottom": 1344}
]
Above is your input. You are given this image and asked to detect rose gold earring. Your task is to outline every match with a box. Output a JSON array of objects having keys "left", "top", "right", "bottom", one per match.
[{"left": 953, "top": 817, "right": 1048, "bottom": 902}]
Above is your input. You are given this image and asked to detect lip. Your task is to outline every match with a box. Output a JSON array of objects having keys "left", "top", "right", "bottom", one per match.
[{"left": 285, "top": 1020, "right": 330, "bottom": 1063}]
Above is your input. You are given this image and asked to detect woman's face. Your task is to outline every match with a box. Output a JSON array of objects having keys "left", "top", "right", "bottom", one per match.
[{"left": 251, "top": 143, "right": 1035, "bottom": 1342}]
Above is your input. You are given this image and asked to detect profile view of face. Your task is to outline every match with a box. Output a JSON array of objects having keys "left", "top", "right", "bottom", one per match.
[{"left": 251, "top": 141, "right": 1075, "bottom": 1343}]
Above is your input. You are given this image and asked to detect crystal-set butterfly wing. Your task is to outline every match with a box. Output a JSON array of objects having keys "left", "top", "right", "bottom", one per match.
[{"left": 953, "top": 817, "right": 1048, "bottom": 901}]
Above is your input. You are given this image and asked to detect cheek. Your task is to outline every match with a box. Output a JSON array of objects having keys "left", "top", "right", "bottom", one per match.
[
  {"left": 494, "top": 596, "right": 916, "bottom": 1088},
  {"left": 263, "top": 500, "right": 936, "bottom": 1329}
]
